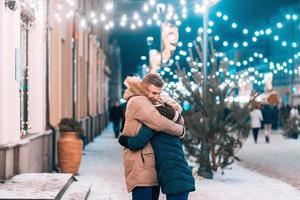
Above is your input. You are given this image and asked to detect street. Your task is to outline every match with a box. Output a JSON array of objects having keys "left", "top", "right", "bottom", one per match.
[
  {"left": 79, "top": 125, "right": 300, "bottom": 200},
  {"left": 238, "top": 130, "right": 300, "bottom": 190}
]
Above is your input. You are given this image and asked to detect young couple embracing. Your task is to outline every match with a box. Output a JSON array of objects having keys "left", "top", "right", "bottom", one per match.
[{"left": 119, "top": 74, "right": 195, "bottom": 200}]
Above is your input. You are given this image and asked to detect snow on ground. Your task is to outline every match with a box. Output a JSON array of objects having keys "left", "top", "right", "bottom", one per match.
[
  {"left": 237, "top": 130, "right": 300, "bottom": 190},
  {"left": 190, "top": 164, "right": 300, "bottom": 200},
  {"left": 0, "top": 173, "right": 73, "bottom": 199},
  {"left": 78, "top": 125, "right": 130, "bottom": 200},
  {"left": 79, "top": 124, "right": 300, "bottom": 200}
]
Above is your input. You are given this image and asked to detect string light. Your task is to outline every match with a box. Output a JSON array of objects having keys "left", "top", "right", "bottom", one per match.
[{"left": 50, "top": 1, "right": 300, "bottom": 93}]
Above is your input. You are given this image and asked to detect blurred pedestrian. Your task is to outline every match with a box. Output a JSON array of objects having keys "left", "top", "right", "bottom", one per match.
[
  {"left": 262, "top": 103, "right": 273, "bottom": 143},
  {"left": 250, "top": 105, "right": 263, "bottom": 143},
  {"left": 109, "top": 101, "right": 123, "bottom": 138},
  {"left": 286, "top": 104, "right": 292, "bottom": 118},
  {"left": 290, "top": 106, "right": 299, "bottom": 118},
  {"left": 271, "top": 105, "right": 279, "bottom": 130},
  {"left": 279, "top": 103, "right": 286, "bottom": 127}
]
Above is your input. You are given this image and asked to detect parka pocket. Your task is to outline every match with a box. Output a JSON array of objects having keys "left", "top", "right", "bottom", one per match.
[{"left": 142, "top": 152, "right": 156, "bottom": 170}]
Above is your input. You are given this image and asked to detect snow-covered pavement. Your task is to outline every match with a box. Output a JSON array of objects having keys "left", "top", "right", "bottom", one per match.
[
  {"left": 77, "top": 125, "right": 130, "bottom": 200},
  {"left": 190, "top": 164, "right": 300, "bottom": 200},
  {"left": 237, "top": 130, "right": 300, "bottom": 190},
  {"left": 79, "top": 125, "right": 300, "bottom": 200}
]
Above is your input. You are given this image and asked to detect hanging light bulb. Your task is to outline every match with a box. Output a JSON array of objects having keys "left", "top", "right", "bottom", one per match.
[
  {"left": 223, "top": 15, "right": 229, "bottom": 21},
  {"left": 90, "top": 11, "right": 96, "bottom": 19},
  {"left": 57, "top": 4, "right": 63, "bottom": 10},
  {"left": 100, "top": 13, "right": 106, "bottom": 22},
  {"left": 120, "top": 21, "right": 126, "bottom": 27},
  {"left": 143, "top": 3, "right": 149, "bottom": 12},
  {"left": 137, "top": 19, "right": 143, "bottom": 27},
  {"left": 147, "top": 19, "right": 152, "bottom": 25},
  {"left": 153, "top": 13, "right": 159, "bottom": 20},
  {"left": 80, "top": 18, "right": 87, "bottom": 28},
  {"left": 156, "top": 20, "right": 162, "bottom": 26},
  {"left": 104, "top": 24, "right": 110, "bottom": 30},
  {"left": 133, "top": 12, "right": 140, "bottom": 20},
  {"left": 180, "top": 0, "right": 186, "bottom": 5},
  {"left": 121, "top": 14, "right": 127, "bottom": 22},
  {"left": 195, "top": 4, "right": 205, "bottom": 13},
  {"left": 92, "top": 18, "right": 98, "bottom": 24},
  {"left": 173, "top": 14, "right": 179, "bottom": 20},
  {"left": 185, "top": 27, "right": 191, "bottom": 32},
  {"left": 109, "top": 21, "right": 114, "bottom": 28},
  {"left": 167, "top": 5, "right": 174, "bottom": 13},
  {"left": 282, "top": 41, "right": 287, "bottom": 47},
  {"left": 175, "top": 20, "right": 181, "bottom": 26},
  {"left": 292, "top": 14, "right": 298, "bottom": 20},
  {"left": 149, "top": 0, "right": 156, "bottom": 7},
  {"left": 69, "top": 0, "right": 75, "bottom": 7},
  {"left": 243, "top": 29, "right": 248, "bottom": 34},
  {"left": 105, "top": 1, "right": 114, "bottom": 11},
  {"left": 265, "top": 28, "right": 272, "bottom": 35},
  {"left": 130, "top": 23, "right": 136, "bottom": 30},
  {"left": 223, "top": 41, "right": 228, "bottom": 47}
]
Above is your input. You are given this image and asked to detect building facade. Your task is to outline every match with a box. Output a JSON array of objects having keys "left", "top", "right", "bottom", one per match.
[{"left": 0, "top": 0, "right": 118, "bottom": 179}]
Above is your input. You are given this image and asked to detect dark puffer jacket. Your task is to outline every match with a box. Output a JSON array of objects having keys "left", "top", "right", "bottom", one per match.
[{"left": 124, "top": 125, "right": 195, "bottom": 195}]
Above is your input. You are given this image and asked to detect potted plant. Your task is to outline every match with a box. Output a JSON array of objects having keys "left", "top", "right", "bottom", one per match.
[{"left": 57, "top": 118, "right": 84, "bottom": 174}]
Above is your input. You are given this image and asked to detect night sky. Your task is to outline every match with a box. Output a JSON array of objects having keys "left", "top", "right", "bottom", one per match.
[{"left": 110, "top": 0, "right": 299, "bottom": 81}]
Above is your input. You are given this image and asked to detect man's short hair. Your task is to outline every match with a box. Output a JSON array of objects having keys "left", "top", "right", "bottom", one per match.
[{"left": 142, "top": 73, "right": 164, "bottom": 88}]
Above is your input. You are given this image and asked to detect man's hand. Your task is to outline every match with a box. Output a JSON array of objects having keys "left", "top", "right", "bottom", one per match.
[{"left": 118, "top": 135, "right": 129, "bottom": 148}]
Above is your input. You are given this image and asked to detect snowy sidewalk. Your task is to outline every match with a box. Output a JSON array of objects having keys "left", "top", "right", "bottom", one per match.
[
  {"left": 79, "top": 124, "right": 300, "bottom": 200},
  {"left": 77, "top": 124, "right": 130, "bottom": 200}
]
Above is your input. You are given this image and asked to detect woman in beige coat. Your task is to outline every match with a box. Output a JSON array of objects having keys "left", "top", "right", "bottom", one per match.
[{"left": 122, "top": 74, "right": 185, "bottom": 200}]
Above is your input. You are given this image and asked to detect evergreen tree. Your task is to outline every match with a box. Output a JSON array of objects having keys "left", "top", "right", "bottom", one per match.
[
  {"left": 174, "top": 40, "right": 258, "bottom": 178},
  {"left": 283, "top": 116, "right": 300, "bottom": 139}
]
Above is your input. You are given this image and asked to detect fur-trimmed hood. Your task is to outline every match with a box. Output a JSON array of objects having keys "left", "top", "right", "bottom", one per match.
[{"left": 123, "top": 76, "right": 147, "bottom": 100}]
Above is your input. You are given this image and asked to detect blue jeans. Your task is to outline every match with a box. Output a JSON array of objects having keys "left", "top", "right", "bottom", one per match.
[
  {"left": 132, "top": 186, "right": 160, "bottom": 200},
  {"left": 166, "top": 192, "right": 189, "bottom": 200}
]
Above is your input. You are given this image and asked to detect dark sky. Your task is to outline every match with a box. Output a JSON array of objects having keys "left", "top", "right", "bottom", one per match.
[{"left": 111, "top": 0, "right": 299, "bottom": 80}]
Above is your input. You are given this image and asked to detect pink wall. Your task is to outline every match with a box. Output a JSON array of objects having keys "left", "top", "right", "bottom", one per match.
[
  {"left": 0, "top": 4, "right": 21, "bottom": 144},
  {"left": 28, "top": 4, "right": 46, "bottom": 134}
]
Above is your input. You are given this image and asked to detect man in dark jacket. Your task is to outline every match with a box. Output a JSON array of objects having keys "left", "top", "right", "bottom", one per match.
[
  {"left": 119, "top": 105, "right": 195, "bottom": 200},
  {"left": 109, "top": 101, "right": 123, "bottom": 138}
]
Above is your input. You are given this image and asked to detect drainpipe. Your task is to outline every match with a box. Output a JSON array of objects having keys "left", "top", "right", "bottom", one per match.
[
  {"left": 23, "top": 27, "right": 29, "bottom": 132},
  {"left": 72, "top": 12, "right": 77, "bottom": 119},
  {"left": 86, "top": 26, "right": 94, "bottom": 142},
  {"left": 45, "top": 0, "right": 58, "bottom": 172}
]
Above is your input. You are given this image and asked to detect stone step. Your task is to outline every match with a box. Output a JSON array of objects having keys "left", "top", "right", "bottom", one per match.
[
  {"left": 0, "top": 173, "right": 74, "bottom": 200},
  {"left": 61, "top": 178, "right": 91, "bottom": 200}
]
